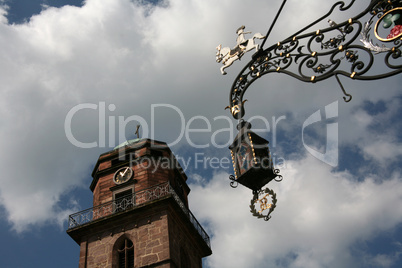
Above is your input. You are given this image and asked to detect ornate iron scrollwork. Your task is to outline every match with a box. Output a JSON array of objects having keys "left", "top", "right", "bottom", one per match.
[
  {"left": 229, "top": 174, "right": 238, "bottom": 188},
  {"left": 273, "top": 169, "right": 283, "bottom": 182},
  {"left": 228, "top": 0, "right": 402, "bottom": 119}
]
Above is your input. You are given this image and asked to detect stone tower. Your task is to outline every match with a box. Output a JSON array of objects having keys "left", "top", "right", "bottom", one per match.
[{"left": 67, "top": 138, "right": 212, "bottom": 268}]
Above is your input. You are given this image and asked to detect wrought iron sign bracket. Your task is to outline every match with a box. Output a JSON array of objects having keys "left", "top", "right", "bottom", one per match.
[
  {"left": 225, "top": 0, "right": 402, "bottom": 119},
  {"left": 220, "top": 0, "right": 402, "bottom": 221}
]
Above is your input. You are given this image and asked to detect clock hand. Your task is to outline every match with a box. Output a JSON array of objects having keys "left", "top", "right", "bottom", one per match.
[{"left": 122, "top": 167, "right": 129, "bottom": 176}]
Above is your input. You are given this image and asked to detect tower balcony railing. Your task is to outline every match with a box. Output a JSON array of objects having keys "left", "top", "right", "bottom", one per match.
[{"left": 67, "top": 182, "right": 211, "bottom": 249}]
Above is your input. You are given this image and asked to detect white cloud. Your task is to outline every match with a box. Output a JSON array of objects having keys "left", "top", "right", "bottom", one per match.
[
  {"left": 189, "top": 156, "right": 402, "bottom": 267},
  {"left": 338, "top": 98, "right": 402, "bottom": 170},
  {"left": 363, "top": 141, "right": 402, "bottom": 163},
  {"left": 367, "top": 254, "right": 396, "bottom": 268},
  {"left": 0, "top": 4, "right": 8, "bottom": 24}
]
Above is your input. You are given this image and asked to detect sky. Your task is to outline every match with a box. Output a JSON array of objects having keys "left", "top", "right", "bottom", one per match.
[{"left": 0, "top": 0, "right": 401, "bottom": 267}]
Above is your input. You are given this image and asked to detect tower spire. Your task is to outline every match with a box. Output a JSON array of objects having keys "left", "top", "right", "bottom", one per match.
[{"left": 135, "top": 125, "right": 140, "bottom": 139}]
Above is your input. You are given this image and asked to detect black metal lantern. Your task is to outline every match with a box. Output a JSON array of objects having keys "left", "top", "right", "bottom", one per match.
[
  {"left": 229, "top": 120, "right": 279, "bottom": 191},
  {"left": 229, "top": 120, "right": 282, "bottom": 221}
]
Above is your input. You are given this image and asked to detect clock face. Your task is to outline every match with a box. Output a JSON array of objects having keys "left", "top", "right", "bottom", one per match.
[{"left": 113, "top": 166, "right": 133, "bottom": 185}]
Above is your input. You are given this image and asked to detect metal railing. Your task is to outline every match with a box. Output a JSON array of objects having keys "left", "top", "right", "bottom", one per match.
[{"left": 67, "top": 182, "right": 210, "bottom": 249}]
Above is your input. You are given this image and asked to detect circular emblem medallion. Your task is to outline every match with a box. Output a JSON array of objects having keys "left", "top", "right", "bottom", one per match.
[
  {"left": 375, "top": 7, "right": 402, "bottom": 42},
  {"left": 250, "top": 188, "right": 277, "bottom": 221}
]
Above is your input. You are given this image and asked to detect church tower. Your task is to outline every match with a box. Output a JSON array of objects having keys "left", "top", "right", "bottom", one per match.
[{"left": 67, "top": 138, "right": 212, "bottom": 267}]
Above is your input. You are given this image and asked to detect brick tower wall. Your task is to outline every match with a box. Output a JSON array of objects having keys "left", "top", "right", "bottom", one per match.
[
  {"left": 91, "top": 142, "right": 189, "bottom": 208},
  {"left": 79, "top": 206, "right": 171, "bottom": 268}
]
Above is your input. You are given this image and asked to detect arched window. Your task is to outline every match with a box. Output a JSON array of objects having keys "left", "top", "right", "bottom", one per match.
[{"left": 118, "top": 238, "right": 134, "bottom": 268}]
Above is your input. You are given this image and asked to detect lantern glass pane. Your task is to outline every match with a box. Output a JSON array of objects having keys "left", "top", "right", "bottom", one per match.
[{"left": 236, "top": 141, "right": 253, "bottom": 176}]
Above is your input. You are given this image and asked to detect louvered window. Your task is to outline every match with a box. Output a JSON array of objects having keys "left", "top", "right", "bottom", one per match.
[{"left": 118, "top": 239, "right": 134, "bottom": 268}]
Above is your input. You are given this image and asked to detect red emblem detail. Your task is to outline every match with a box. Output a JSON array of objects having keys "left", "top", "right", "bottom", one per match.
[{"left": 387, "top": 24, "right": 402, "bottom": 39}]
